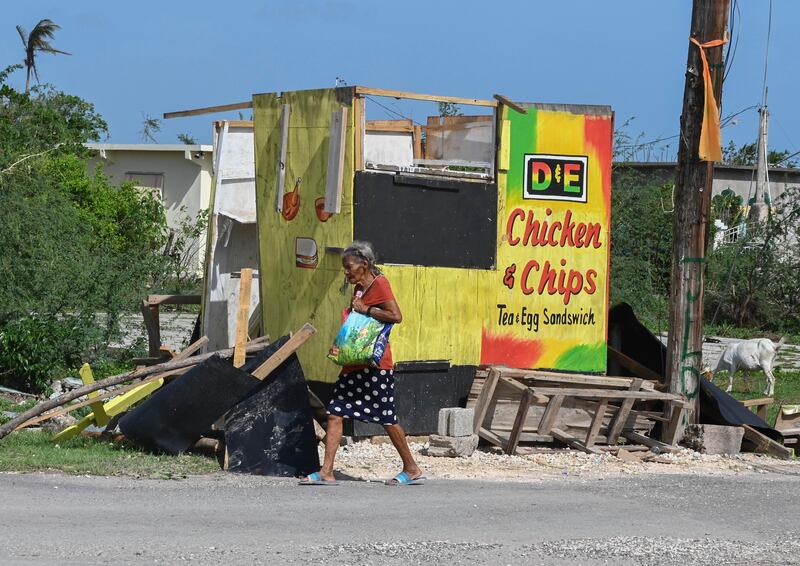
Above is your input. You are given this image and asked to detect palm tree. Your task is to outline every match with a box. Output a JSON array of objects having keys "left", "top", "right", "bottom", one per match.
[{"left": 16, "top": 19, "right": 71, "bottom": 93}]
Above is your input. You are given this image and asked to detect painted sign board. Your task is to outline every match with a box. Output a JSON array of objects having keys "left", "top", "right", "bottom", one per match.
[{"left": 479, "top": 105, "right": 613, "bottom": 373}]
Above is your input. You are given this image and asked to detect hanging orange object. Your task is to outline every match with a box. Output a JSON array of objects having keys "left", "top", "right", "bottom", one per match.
[{"left": 690, "top": 36, "right": 728, "bottom": 162}]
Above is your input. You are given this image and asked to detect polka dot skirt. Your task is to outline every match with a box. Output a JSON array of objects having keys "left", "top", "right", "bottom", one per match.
[{"left": 326, "top": 368, "right": 397, "bottom": 425}]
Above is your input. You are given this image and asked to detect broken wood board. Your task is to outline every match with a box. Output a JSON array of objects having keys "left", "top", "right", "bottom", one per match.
[{"left": 742, "top": 425, "right": 792, "bottom": 459}]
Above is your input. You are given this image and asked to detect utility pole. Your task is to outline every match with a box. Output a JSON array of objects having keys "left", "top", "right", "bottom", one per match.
[
  {"left": 749, "top": 98, "right": 770, "bottom": 222},
  {"left": 664, "top": 0, "right": 730, "bottom": 440}
]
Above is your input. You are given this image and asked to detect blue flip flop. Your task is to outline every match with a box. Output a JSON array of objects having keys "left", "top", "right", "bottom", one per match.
[
  {"left": 299, "top": 472, "right": 339, "bottom": 485},
  {"left": 385, "top": 471, "right": 426, "bottom": 486}
]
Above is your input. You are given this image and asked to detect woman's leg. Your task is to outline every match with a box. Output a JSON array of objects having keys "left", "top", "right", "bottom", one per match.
[
  {"left": 384, "top": 423, "right": 422, "bottom": 478},
  {"left": 318, "top": 414, "right": 344, "bottom": 480}
]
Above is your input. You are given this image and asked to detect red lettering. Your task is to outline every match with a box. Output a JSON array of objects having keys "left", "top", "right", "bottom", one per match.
[
  {"left": 523, "top": 212, "right": 540, "bottom": 246},
  {"left": 503, "top": 264, "right": 516, "bottom": 289},
  {"left": 559, "top": 210, "right": 576, "bottom": 247},
  {"left": 585, "top": 223, "right": 602, "bottom": 249},
  {"left": 537, "top": 261, "right": 558, "bottom": 295},
  {"left": 547, "top": 220, "right": 561, "bottom": 246},
  {"left": 584, "top": 269, "right": 598, "bottom": 294},
  {"left": 506, "top": 208, "right": 525, "bottom": 246},
  {"left": 575, "top": 224, "right": 587, "bottom": 247},
  {"left": 520, "top": 260, "right": 539, "bottom": 295},
  {"left": 563, "top": 270, "right": 584, "bottom": 305}
]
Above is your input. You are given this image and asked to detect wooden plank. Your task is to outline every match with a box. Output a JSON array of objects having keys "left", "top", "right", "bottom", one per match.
[
  {"left": 606, "top": 379, "right": 644, "bottom": 444},
  {"left": 490, "top": 367, "right": 656, "bottom": 391},
  {"left": 140, "top": 299, "right": 161, "bottom": 358},
  {"left": 164, "top": 100, "right": 252, "bottom": 119},
  {"left": 147, "top": 294, "right": 201, "bottom": 306},
  {"left": 741, "top": 397, "right": 773, "bottom": 421},
  {"left": 623, "top": 431, "right": 682, "bottom": 453},
  {"left": 323, "top": 107, "right": 348, "bottom": 214},
  {"left": 537, "top": 394, "right": 565, "bottom": 435},
  {"left": 506, "top": 389, "right": 533, "bottom": 455},
  {"left": 413, "top": 125, "right": 423, "bottom": 159},
  {"left": 585, "top": 399, "right": 609, "bottom": 447},
  {"left": 353, "top": 97, "right": 365, "bottom": 171},
  {"left": 79, "top": 364, "right": 109, "bottom": 426},
  {"left": 355, "top": 86, "right": 496, "bottom": 107},
  {"left": 528, "top": 386, "right": 682, "bottom": 402},
  {"left": 550, "top": 428, "right": 601, "bottom": 454},
  {"left": 214, "top": 120, "right": 253, "bottom": 129},
  {"left": 232, "top": 268, "right": 253, "bottom": 368},
  {"left": 742, "top": 425, "right": 792, "bottom": 460},
  {"left": 473, "top": 368, "right": 501, "bottom": 434},
  {"left": 275, "top": 103, "right": 290, "bottom": 212},
  {"left": 250, "top": 323, "right": 317, "bottom": 380},
  {"left": 365, "top": 119, "right": 413, "bottom": 132},
  {"left": 499, "top": 119, "right": 511, "bottom": 171},
  {"left": 493, "top": 94, "right": 528, "bottom": 114},
  {"left": 442, "top": 115, "right": 493, "bottom": 124},
  {"left": 478, "top": 426, "right": 508, "bottom": 450},
  {"left": 663, "top": 404, "right": 684, "bottom": 446},
  {"left": 607, "top": 346, "right": 663, "bottom": 382}
]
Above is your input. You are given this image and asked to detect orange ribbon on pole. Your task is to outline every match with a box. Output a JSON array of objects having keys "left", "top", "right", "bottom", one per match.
[{"left": 689, "top": 36, "right": 728, "bottom": 162}]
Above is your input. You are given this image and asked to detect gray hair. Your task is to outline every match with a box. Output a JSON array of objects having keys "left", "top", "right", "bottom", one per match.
[{"left": 342, "top": 240, "right": 381, "bottom": 275}]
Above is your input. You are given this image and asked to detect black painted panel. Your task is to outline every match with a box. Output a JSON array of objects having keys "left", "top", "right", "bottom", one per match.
[
  {"left": 308, "top": 365, "right": 476, "bottom": 437},
  {"left": 353, "top": 171, "right": 497, "bottom": 269}
]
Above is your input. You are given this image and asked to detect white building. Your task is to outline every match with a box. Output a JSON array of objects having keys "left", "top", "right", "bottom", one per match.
[{"left": 85, "top": 143, "right": 214, "bottom": 271}]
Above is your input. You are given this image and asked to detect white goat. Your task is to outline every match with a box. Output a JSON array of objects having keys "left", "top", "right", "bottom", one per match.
[{"left": 712, "top": 337, "right": 785, "bottom": 396}]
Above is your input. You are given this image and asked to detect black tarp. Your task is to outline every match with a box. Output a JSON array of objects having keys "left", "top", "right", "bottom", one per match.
[
  {"left": 225, "top": 339, "right": 320, "bottom": 476},
  {"left": 119, "top": 355, "right": 258, "bottom": 454}
]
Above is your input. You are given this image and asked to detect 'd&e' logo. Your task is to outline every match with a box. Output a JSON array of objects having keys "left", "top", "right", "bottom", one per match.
[{"left": 523, "top": 154, "right": 588, "bottom": 203}]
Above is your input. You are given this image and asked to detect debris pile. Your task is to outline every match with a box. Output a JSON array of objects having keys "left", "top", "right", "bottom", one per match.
[{"left": 0, "top": 324, "right": 321, "bottom": 478}]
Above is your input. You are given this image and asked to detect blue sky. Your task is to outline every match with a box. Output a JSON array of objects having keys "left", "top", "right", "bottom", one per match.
[{"left": 3, "top": 1, "right": 796, "bottom": 160}]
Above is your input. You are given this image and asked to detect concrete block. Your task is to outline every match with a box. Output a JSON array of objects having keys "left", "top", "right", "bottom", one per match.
[
  {"left": 437, "top": 408, "right": 454, "bottom": 436},
  {"left": 684, "top": 424, "right": 744, "bottom": 455},
  {"left": 427, "top": 434, "right": 479, "bottom": 458},
  {"left": 448, "top": 408, "right": 475, "bottom": 437}
]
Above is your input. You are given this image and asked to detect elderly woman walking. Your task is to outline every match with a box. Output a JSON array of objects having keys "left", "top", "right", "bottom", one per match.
[{"left": 301, "top": 241, "right": 425, "bottom": 486}]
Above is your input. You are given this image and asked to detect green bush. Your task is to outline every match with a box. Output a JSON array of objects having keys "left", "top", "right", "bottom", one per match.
[
  {"left": 609, "top": 165, "right": 673, "bottom": 330},
  {"left": 0, "top": 67, "right": 170, "bottom": 393}
]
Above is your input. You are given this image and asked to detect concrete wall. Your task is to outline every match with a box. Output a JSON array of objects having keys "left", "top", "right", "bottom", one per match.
[
  {"left": 617, "top": 162, "right": 800, "bottom": 204},
  {"left": 85, "top": 144, "right": 213, "bottom": 271}
]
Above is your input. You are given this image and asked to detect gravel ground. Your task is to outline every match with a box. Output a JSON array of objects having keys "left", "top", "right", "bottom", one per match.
[{"left": 330, "top": 440, "right": 800, "bottom": 483}]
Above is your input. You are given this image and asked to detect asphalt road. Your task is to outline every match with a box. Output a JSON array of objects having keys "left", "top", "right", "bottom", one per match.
[{"left": 2, "top": 471, "right": 800, "bottom": 565}]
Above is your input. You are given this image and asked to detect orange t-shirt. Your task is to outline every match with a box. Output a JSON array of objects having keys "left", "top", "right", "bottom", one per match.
[{"left": 342, "top": 275, "right": 396, "bottom": 373}]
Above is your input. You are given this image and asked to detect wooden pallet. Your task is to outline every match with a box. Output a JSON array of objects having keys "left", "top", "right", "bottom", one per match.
[{"left": 471, "top": 366, "right": 687, "bottom": 455}]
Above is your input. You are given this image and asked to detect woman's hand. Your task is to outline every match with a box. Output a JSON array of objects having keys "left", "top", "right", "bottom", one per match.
[
  {"left": 351, "top": 296, "right": 368, "bottom": 314},
  {"left": 328, "top": 345, "right": 340, "bottom": 357}
]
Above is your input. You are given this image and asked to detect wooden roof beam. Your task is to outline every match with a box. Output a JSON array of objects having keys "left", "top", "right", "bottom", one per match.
[
  {"left": 164, "top": 101, "right": 253, "bottom": 119},
  {"left": 354, "top": 86, "right": 496, "bottom": 108}
]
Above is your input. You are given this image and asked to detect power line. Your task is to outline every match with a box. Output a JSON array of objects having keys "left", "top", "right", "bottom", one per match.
[
  {"left": 723, "top": 0, "right": 741, "bottom": 83},
  {"left": 365, "top": 96, "right": 424, "bottom": 127}
]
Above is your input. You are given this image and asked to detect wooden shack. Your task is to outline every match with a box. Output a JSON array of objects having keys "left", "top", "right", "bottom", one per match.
[{"left": 248, "top": 86, "right": 613, "bottom": 433}]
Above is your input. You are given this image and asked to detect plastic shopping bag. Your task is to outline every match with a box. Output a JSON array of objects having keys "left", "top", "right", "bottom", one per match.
[{"left": 327, "top": 311, "right": 393, "bottom": 367}]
